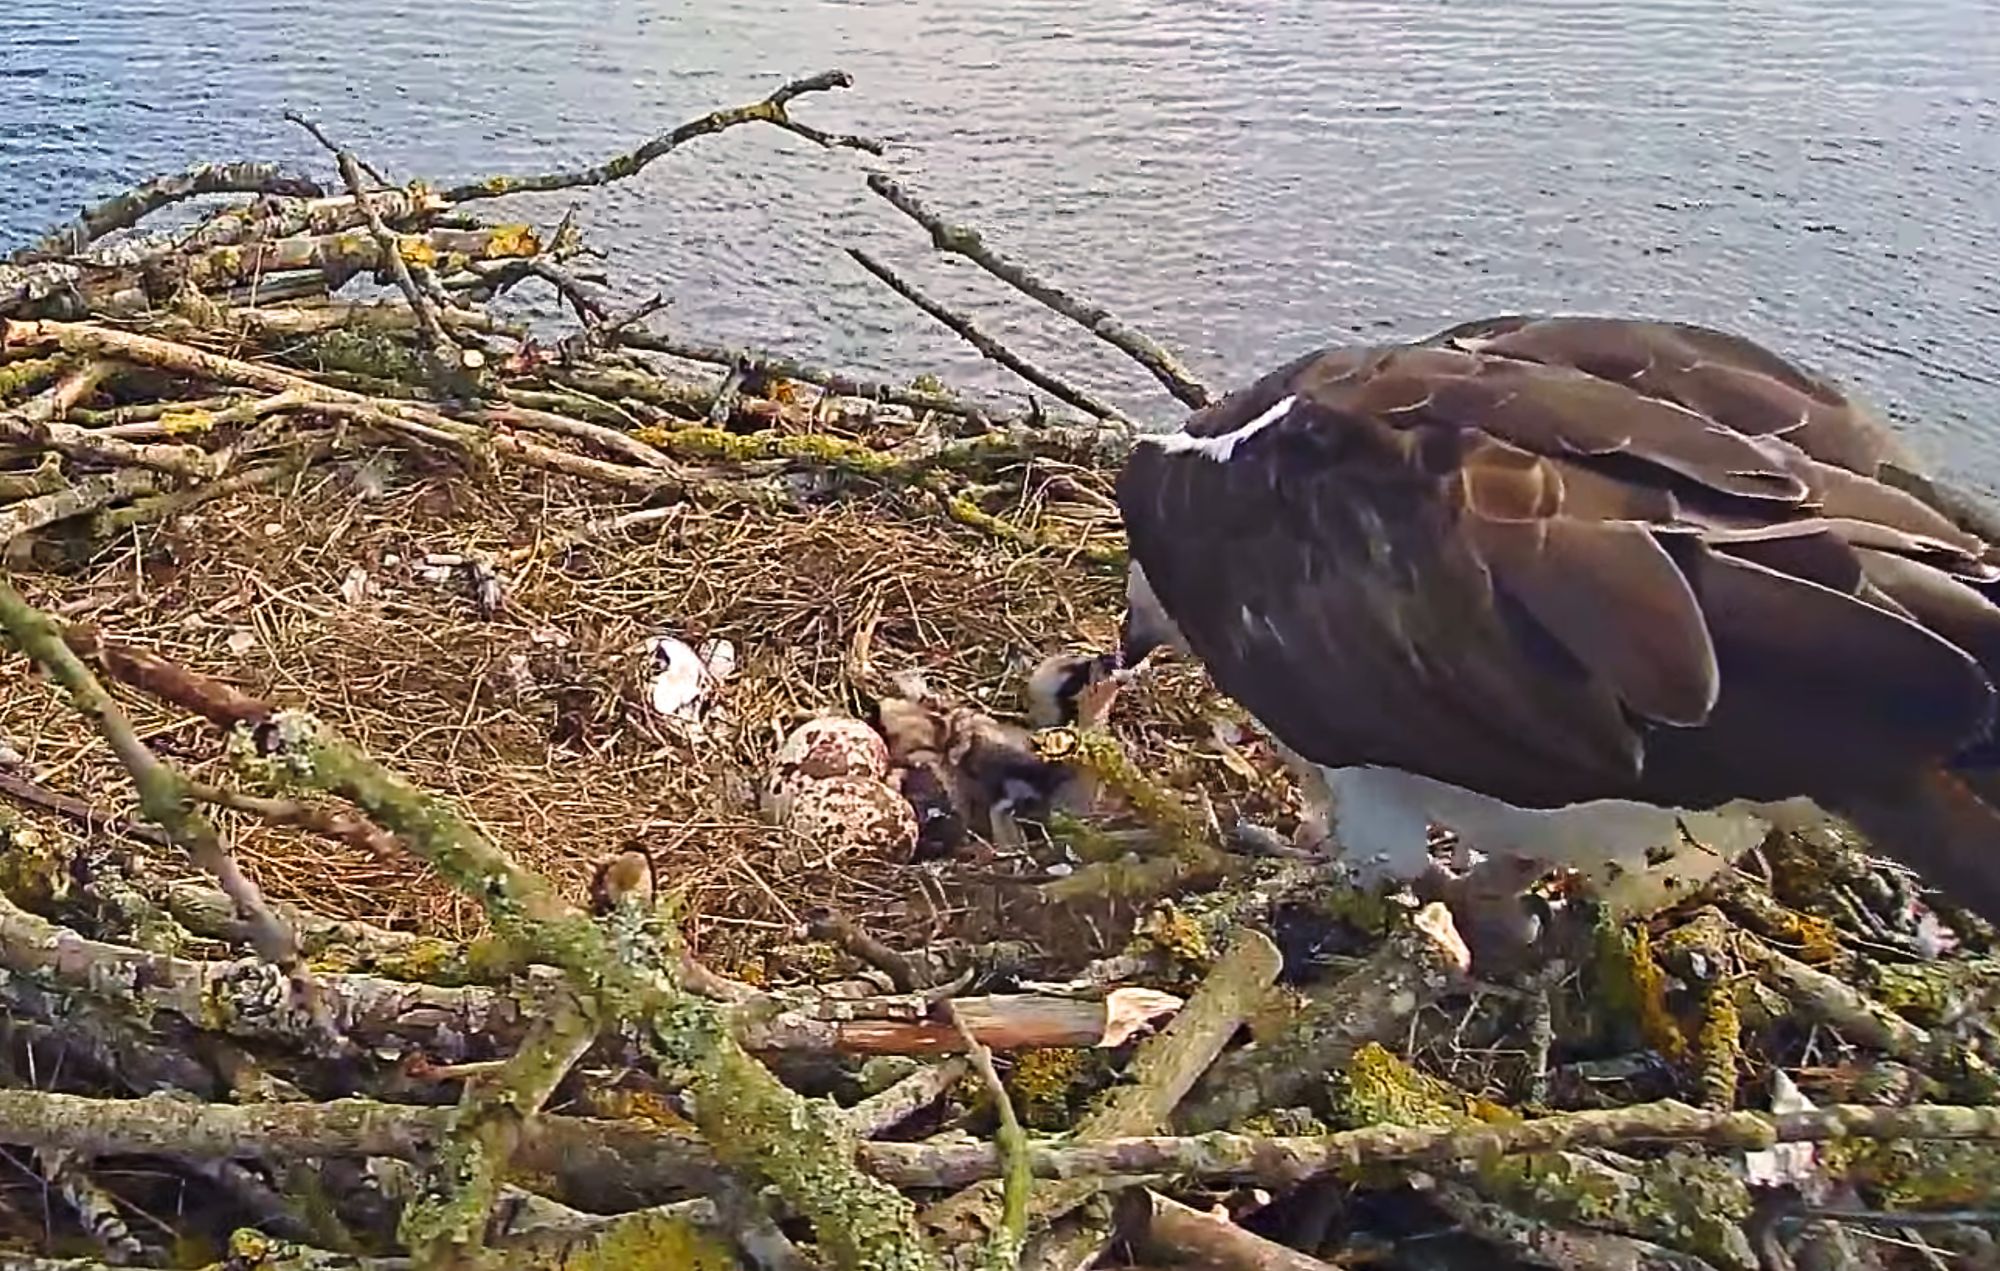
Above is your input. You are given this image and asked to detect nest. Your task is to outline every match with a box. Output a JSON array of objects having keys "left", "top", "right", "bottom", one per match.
[{"left": 1, "top": 66, "right": 1997, "bottom": 1271}]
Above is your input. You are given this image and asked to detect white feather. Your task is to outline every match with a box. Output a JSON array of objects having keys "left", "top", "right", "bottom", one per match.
[{"left": 1139, "top": 393, "right": 1298, "bottom": 463}]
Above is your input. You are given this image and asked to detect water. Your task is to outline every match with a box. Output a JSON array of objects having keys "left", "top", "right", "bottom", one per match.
[{"left": 4, "top": 0, "right": 1999, "bottom": 491}]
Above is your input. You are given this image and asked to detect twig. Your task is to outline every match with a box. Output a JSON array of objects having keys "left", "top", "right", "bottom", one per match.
[
  {"left": 847, "top": 1060, "right": 971, "bottom": 1138},
  {"left": 867, "top": 173, "right": 1211, "bottom": 410},
  {"left": 941, "top": 1002, "right": 1032, "bottom": 1271},
  {"left": 477, "top": 401, "right": 680, "bottom": 472},
  {"left": 925, "top": 930, "right": 1283, "bottom": 1255},
  {"left": 807, "top": 908, "right": 935, "bottom": 992},
  {"left": 284, "top": 113, "right": 458, "bottom": 363},
  {"left": 0, "top": 768, "right": 174, "bottom": 848},
  {"left": 1123, "top": 1189, "right": 1336, "bottom": 1271},
  {"left": 33, "top": 1149, "right": 145, "bottom": 1266},
  {"left": 12, "top": 162, "right": 325, "bottom": 263},
  {"left": 0, "top": 583, "right": 301, "bottom": 974},
  {"left": 439, "top": 70, "right": 882, "bottom": 204},
  {"left": 0, "top": 469, "right": 162, "bottom": 546},
  {"left": 847, "top": 247, "right": 1128, "bottom": 424},
  {"left": 1176, "top": 903, "right": 1471, "bottom": 1132}
]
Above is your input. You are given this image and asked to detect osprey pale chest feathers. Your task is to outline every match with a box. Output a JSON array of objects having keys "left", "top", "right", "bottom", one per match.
[{"left": 1113, "top": 314, "right": 2000, "bottom": 940}]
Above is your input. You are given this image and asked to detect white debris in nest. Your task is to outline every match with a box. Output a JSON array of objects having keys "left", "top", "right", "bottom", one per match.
[
  {"left": 338, "top": 566, "right": 371, "bottom": 606},
  {"left": 225, "top": 629, "right": 257, "bottom": 656},
  {"left": 641, "top": 635, "right": 737, "bottom": 737},
  {"left": 1742, "top": 1070, "right": 1822, "bottom": 1196}
]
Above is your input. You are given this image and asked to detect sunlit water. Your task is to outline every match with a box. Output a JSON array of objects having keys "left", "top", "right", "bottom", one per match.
[{"left": 4, "top": 0, "right": 1998, "bottom": 491}]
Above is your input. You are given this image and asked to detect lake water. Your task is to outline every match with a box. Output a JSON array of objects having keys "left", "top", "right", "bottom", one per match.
[{"left": 5, "top": 0, "right": 1999, "bottom": 492}]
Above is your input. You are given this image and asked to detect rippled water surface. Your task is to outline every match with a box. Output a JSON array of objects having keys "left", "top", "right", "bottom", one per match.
[{"left": 5, "top": 0, "right": 1999, "bottom": 489}]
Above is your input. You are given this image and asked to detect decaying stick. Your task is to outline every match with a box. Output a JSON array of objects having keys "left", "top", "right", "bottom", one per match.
[
  {"left": 847, "top": 1060, "right": 970, "bottom": 1138},
  {"left": 0, "top": 469, "right": 161, "bottom": 545},
  {"left": 847, "top": 247, "right": 1129, "bottom": 424},
  {"left": 1177, "top": 903, "right": 1471, "bottom": 1132},
  {"left": 12, "top": 161, "right": 325, "bottom": 262},
  {"left": 1121, "top": 1188, "right": 1337, "bottom": 1271},
  {"left": 867, "top": 173, "right": 1212, "bottom": 410},
  {"left": 0, "top": 583, "right": 301, "bottom": 973},
  {"left": 923, "top": 929, "right": 1283, "bottom": 1252}
]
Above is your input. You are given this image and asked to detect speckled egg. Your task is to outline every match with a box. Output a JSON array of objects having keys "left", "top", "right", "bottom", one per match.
[
  {"left": 759, "top": 715, "right": 892, "bottom": 822},
  {"left": 779, "top": 775, "right": 919, "bottom": 862}
]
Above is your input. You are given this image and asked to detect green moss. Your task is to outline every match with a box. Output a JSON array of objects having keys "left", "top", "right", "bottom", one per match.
[{"left": 0, "top": 355, "right": 67, "bottom": 401}]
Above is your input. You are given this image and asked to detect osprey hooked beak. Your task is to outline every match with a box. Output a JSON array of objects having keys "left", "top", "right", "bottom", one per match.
[{"left": 1115, "top": 562, "right": 1185, "bottom": 677}]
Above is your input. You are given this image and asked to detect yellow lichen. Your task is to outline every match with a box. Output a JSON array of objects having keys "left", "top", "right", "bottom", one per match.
[
  {"left": 485, "top": 222, "right": 543, "bottom": 258},
  {"left": 395, "top": 235, "right": 438, "bottom": 269},
  {"left": 1136, "top": 901, "right": 1213, "bottom": 971},
  {"left": 1331, "top": 1042, "right": 1517, "bottom": 1130},
  {"left": 1606, "top": 920, "right": 1688, "bottom": 1063},
  {"left": 158, "top": 407, "right": 216, "bottom": 436},
  {"left": 1006, "top": 1047, "right": 1090, "bottom": 1130},
  {"left": 1696, "top": 978, "right": 1742, "bottom": 1110}
]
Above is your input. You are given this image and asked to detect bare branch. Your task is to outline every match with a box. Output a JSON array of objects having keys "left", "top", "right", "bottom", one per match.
[
  {"left": 12, "top": 162, "right": 325, "bottom": 263},
  {"left": 847, "top": 247, "right": 1129, "bottom": 424},
  {"left": 441, "top": 70, "right": 884, "bottom": 205},
  {"left": 868, "top": 172, "right": 1212, "bottom": 409}
]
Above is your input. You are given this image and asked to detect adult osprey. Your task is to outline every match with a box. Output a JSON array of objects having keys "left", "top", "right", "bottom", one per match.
[{"left": 1114, "top": 314, "right": 2000, "bottom": 926}]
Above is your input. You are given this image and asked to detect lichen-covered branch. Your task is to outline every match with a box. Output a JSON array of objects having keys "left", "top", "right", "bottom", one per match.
[
  {"left": 922, "top": 929, "right": 1282, "bottom": 1253},
  {"left": 1176, "top": 902, "right": 1471, "bottom": 1132},
  {"left": 236, "top": 710, "right": 939, "bottom": 1271},
  {"left": 440, "top": 70, "right": 881, "bottom": 205},
  {"left": 0, "top": 468, "right": 162, "bottom": 545},
  {"left": 12, "top": 162, "right": 325, "bottom": 262},
  {"left": 0, "top": 580, "right": 301, "bottom": 972},
  {"left": 0, "top": 1086, "right": 1996, "bottom": 1201},
  {"left": 398, "top": 990, "right": 601, "bottom": 1264}
]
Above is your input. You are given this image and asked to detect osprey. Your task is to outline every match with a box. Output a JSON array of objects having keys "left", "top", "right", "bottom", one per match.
[{"left": 1114, "top": 314, "right": 2000, "bottom": 931}]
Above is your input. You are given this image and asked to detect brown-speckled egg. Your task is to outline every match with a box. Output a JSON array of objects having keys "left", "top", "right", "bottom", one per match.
[
  {"left": 779, "top": 776, "right": 919, "bottom": 862},
  {"left": 759, "top": 715, "right": 892, "bottom": 822}
]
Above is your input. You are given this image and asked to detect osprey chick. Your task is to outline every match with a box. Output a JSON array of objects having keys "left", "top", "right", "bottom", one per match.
[{"left": 1114, "top": 314, "right": 2000, "bottom": 934}]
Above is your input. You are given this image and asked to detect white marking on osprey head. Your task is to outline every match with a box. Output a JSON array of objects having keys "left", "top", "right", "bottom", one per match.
[{"left": 1140, "top": 393, "right": 1298, "bottom": 463}]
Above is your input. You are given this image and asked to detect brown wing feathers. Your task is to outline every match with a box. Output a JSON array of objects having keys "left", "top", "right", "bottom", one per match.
[{"left": 1118, "top": 314, "right": 2000, "bottom": 914}]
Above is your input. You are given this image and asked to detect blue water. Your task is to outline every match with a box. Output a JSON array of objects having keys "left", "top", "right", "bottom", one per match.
[{"left": 5, "top": 0, "right": 1998, "bottom": 491}]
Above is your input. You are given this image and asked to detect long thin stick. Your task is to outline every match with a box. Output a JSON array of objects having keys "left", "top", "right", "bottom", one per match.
[
  {"left": 847, "top": 247, "right": 1129, "bottom": 424},
  {"left": 440, "top": 70, "right": 882, "bottom": 204},
  {"left": 868, "top": 172, "right": 1212, "bottom": 410}
]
